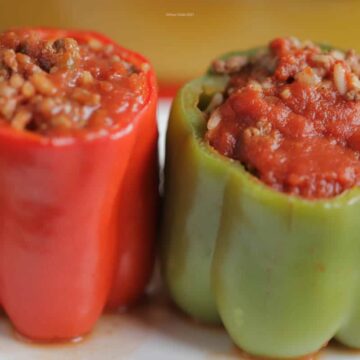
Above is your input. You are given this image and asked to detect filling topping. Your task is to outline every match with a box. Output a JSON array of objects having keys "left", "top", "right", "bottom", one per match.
[
  {"left": 0, "top": 29, "right": 148, "bottom": 136},
  {"left": 206, "top": 37, "right": 360, "bottom": 199}
]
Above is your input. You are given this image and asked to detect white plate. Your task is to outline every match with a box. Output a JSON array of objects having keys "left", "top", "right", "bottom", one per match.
[
  {"left": 1, "top": 100, "right": 359, "bottom": 359},
  {"left": 0, "top": 276, "right": 358, "bottom": 360}
]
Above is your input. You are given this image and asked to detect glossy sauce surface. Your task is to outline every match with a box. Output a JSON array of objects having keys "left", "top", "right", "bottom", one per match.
[{"left": 206, "top": 38, "right": 360, "bottom": 198}]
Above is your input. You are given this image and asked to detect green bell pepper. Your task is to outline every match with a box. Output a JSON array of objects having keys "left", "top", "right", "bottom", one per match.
[{"left": 161, "top": 49, "right": 360, "bottom": 358}]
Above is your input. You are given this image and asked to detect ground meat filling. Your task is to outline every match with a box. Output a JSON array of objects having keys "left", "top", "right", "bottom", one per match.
[
  {"left": 0, "top": 30, "right": 148, "bottom": 135},
  {"left": 206, "top": 37, "right": 360, "bottom": 199}
]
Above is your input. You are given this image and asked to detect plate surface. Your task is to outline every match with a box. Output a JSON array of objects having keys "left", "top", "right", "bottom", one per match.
[
  {"left": 1, "top": 100, "right": 359, "bottom": 360},
  {"left": 1, "top": 276, "right": 359, "bottom": 360}
]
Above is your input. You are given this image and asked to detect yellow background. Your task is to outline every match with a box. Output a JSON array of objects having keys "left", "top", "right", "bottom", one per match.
[{"left": 0, "top": 0, "right": 359, "bottom": 86}]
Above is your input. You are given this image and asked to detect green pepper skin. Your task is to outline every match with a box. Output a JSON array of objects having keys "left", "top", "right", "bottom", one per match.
[
  {"left": 161, "top": 76, "right": 228, "bottom": 323},
  {"left": 161, "top": 55, "right": 360, "bottom": 358}
]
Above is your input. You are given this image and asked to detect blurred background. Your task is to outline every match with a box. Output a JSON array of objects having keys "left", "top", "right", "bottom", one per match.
[{"left": 0, "top": 0, "right": 360, "bottom": 96}]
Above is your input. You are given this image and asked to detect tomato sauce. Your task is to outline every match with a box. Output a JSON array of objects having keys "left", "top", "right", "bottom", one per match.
[{"left": 206, "top": 37, "right": 360, "bottom": 199}]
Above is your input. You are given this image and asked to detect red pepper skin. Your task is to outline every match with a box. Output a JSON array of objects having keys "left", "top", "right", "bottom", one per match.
[
  {"left": 106, "top": 98, "right": 159, "bottom": 308},
  {"left": 0, "top": 29, "right": 158, "bottom": 341}
]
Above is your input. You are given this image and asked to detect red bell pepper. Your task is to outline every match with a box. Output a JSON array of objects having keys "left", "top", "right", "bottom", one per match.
[{"left": 0, "top": 28, "right": 158, "bottom": 341}]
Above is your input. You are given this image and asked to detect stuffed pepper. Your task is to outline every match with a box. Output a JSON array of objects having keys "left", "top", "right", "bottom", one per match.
[
  {"left": 0, "top": 28, "right": 158, "bottom": 341},
  {"left": 161, "top": 37, "right": 360, "bottom": 358}
]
